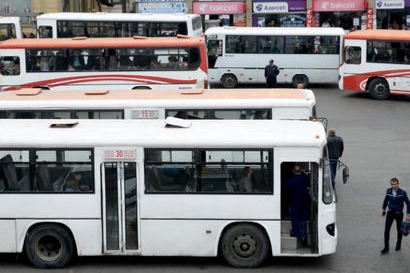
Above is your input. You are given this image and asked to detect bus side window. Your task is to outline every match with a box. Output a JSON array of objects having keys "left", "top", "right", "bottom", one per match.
[
  {"left": 38, "top": 26, "right": 52, "bottom": 38},
  {"left": 1, "top": 56, "right": 20, "bottom": 75},
  {"left": 177, "top": 22, "right": 188, "bottom": 36},
  {"left": 345, "top": 46, "right": 361, "bottom": 64}
]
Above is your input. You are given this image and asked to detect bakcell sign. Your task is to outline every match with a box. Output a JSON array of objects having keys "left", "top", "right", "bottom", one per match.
[
  {"left": 192, "top": 2, "right": 246, "bottom": 14},
  {"left": 313, "top": 0, "right": 365, "bottom": 11},
  {"left": 253, "top": 2, "right": 289, "bottom": 14}
]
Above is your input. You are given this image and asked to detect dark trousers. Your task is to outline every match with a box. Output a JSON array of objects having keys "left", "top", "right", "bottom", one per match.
[
  {"left": 330, "top": 160, "right": 338, "bottom": 187},
  {"left": 266, "top": 76, "right": 277, "bottom": 88},
  {"left": 290, "top": 203, "right": 307, "bottom": 240},
  {"left": 384, "top": 211, "right": 403, "bottom": 249}
]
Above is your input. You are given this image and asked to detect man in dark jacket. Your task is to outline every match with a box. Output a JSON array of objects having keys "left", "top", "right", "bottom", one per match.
[
  {"left": 327, "top": 128, "right": 344, "bottom": 188},
  {"left": 264, "top": 59, "right": 279, "bottom": 88},
  {"left": 381, "top": 177, "right": 410, "bottom": 254},
  {"left": 284, "top": 164, "right": 310, "bottom": 244}
]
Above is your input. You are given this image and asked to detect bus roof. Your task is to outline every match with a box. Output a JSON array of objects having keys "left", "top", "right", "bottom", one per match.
[
  {"left": 205, "top": 26, "right": 345, "bottom": 37},
  {"left": 0, "top": 119, "right": 326, "bottom": 148},
  {"left": 0, "top": 36, "right": 205, "bottom": 49},
  {"left": 0, "top": 88, "right": 316, "bottom": 109},
  {"left": 343, "top": 29, "right": 410, "bottom": 41},
  {"left": 0, "top": 16, "right": 21, "bottom": 24},
  {"left": 36, "top": 12, "right": 200, "bottom": 22}
]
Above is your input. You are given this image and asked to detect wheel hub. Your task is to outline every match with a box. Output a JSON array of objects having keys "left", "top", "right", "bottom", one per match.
[{"left": 232, "top": 234, "right": 257, "bottom": 258}]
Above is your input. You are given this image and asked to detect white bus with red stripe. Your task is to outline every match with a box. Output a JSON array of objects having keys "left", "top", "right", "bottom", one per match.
[
  {"left": 339, "top": 29, "right": 410, "bottom": 100},
  {"left": 0, "top": 35, "right": 208, "bottom": 91}
]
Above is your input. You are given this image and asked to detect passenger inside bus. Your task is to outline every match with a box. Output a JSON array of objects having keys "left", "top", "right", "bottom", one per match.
[{"left": 65, "top": 171, "right": 91, "bottom": 192}]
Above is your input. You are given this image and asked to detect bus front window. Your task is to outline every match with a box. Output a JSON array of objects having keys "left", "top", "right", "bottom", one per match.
[{"left": 344, "top": 46, "right": 361, "bottom": 64}]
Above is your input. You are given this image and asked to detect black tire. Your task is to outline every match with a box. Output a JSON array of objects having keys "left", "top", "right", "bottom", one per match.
[
  {"left": 34, "top": 86, "right": 50, "bottom": 90},
  {"left": 368, "top": 78, "right": 390, "bottom": 100},
  {"left": 221, "top": 74, "right": 238, "bottom": 88},
  {"left": 292, "top": 74, "right": 309, "bottom": 88},
  {"left": 24, "top": 224, "right": 74, "bottom": 269},
  {"left": 132, "top": 86, "right": 152, "bottom": 90},
  {"left": 221, "top": 224, "right": 269, "bottom": 268}
]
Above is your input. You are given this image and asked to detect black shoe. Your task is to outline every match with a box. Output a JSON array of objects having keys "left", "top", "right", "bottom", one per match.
[
  {"left": 381, "top": 248, "right": 389, "bottom": 254},
  {"left": 395, "top": 245, "right": 401, "bottom": 251}
]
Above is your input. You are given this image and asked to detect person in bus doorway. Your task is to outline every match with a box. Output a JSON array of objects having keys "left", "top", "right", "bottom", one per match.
[
  {"left": 381, "top": 177, "right": 410, "bottom": 254},
  {"left": 327, "top": 128, "right": 344, "bottom": 188},
  {"left": 264, "top": 59, "right": 279, "bottom": 88},
  {"left": 284, "top": 164, "right": 310, "bottom": 245},
  {"left": 239, "top": 166, "right": 253, "bottom": 192}
]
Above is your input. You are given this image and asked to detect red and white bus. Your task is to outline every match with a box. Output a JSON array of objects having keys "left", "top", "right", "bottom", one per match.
[
  {"left": 339, "top": 29, "right": 410, "bottom": 99},
  {"left": 0, "top": 36, "right": 208, "bottom": 91}
]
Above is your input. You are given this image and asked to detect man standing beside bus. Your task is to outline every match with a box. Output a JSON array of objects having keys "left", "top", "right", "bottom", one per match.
[
  {"left": 264, "top": 59, "right": 279, "bottom": 88},
  {"left": 327, "top": 128, "right": 344, "bottom": 188}
]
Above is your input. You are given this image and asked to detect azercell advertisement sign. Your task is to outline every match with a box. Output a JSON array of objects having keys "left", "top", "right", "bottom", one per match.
[
  {"left": 376, "top": 0, "right": 404, "bottom": 9},
  {"left": 253, "top": 1, "right": 306, "bottom": 12},
  {"left": 253, "top": 2, "right": 288, "bottom": 13},
  {"left": 253, "top": 2, "right": 289, "bottom": 13},
  {"left": 312, "top": 0, "right": 365, "bottom": 11}
]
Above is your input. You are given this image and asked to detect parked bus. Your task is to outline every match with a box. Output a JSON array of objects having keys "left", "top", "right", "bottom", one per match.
[
  {"left": 0, "top": 88, "right": 317, "bottom": 121},
  {"left": 0, "top": 16, "right": 23, "bottom": 40},
  {"left": 0, "top": 118, "right": 341, "bottom": 268},
  {"left": 206, "top": 27, "right": 345, "bottom": 88},
  {"left": 36, "top": 12, "right": 203, "bottom": 38},
  {"left": 0, "top": 35, "right": 208, "bottom": 91},
  {"left": 338, "top": 29, "right": 410, "bottom": 100}
]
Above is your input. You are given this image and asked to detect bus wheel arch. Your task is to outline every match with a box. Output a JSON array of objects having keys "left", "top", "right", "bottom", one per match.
[
  {"left": 219, "top": 223, "right": 270, "bottom": 268},
  {"left": 32, "top": 86, "right": 50, "bottom": 90},
  {"left": 132, "top": 86, "right": 152, "bottom": 90},
  {"left": 292, "top": 74, "right": 309, "bottom": 88},
  {"left": 221, "top": 74, "right": 238, "bottom": 88},
  {"left": 24, "top": 223, "right": 75, "bottom": 269},
  {"left": 368, "top": 77, "right": 390, "bottom": 100}
]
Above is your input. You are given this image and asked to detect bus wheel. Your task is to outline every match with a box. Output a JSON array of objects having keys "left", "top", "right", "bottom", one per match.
[
  {"left": 221, "top": 74, "right": 238, "bottom": 88},
  {"left": 132, "top": 86, "right": 152, "bottom": 90},
  {"left": 368, "top": 78, "right": 390, "bottom": 100},
  {"left": 24, "top": 224, "right": 74, "bottom": 269},
  {"left": 292, "top": 74, "right": 309, "bottom": 88},
  {"left": 221, "top": 224, "right": 269, "bottom": 268}
]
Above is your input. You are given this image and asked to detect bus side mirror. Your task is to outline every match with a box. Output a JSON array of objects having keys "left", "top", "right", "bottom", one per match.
[{"left": 342, "top": 166, "right": 349, "bottom": 184}]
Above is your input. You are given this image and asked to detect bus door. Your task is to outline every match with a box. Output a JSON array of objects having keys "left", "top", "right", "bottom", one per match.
[
  {"left": 102, "top": 161, "right": 139, "bottom": 253},
  {"left": 280, "top": 161, "right": 318, "bottom": 254},
  {"left": 206, "top": 38, "right": 222, "bottom": 69}
]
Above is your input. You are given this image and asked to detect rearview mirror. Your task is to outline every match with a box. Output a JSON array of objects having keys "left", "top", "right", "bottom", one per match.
[{"left": 342, "top": 166, "right": 349, "bottom": 184}]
